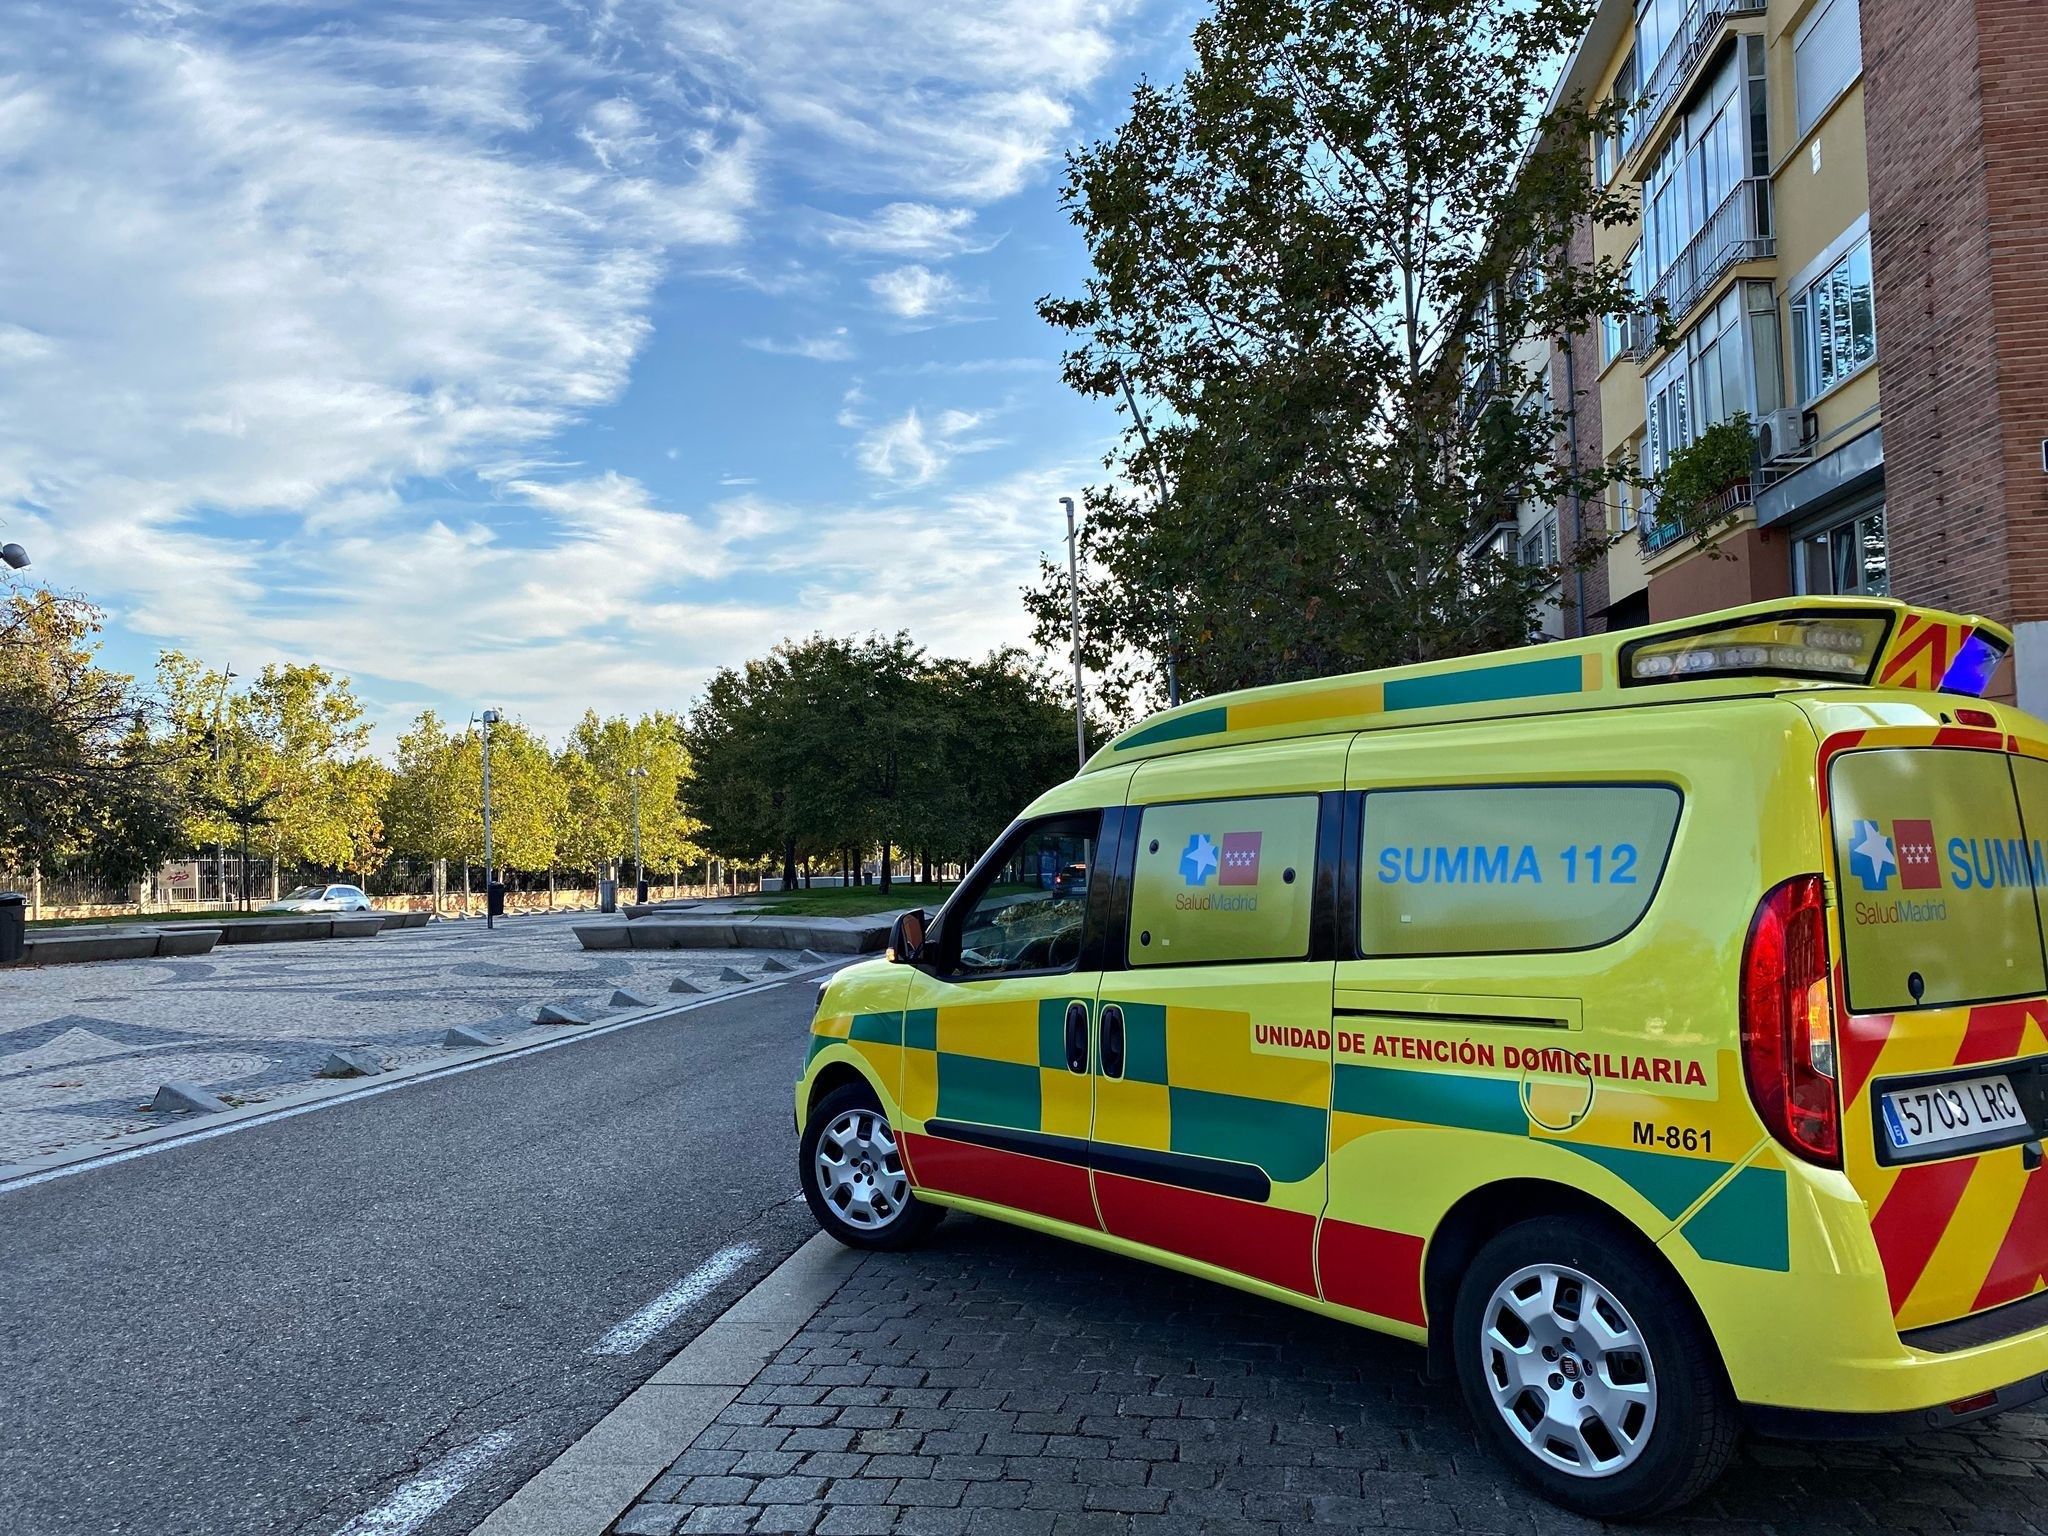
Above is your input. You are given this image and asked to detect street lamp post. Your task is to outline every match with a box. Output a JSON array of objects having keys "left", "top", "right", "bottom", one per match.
[
  {"left": 1059, "top": 496, "right": 1087, "bottom": 770},
  {"left": 1, "top": 543, "right": 28, "bottom": 571},
  {"left": 481, "top": 709, "right": 500, "bottom": 930},
  {"left": 212, "top": 667, "right": 235, "bottom": 908},
  {"left": 628, "top": 766, "right": 648, "bottom": 901}
]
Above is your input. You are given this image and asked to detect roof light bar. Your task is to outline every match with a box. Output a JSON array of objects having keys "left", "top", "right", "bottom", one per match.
[{"left": 1622, "top": 615, "right": 1888, "bottom": 687}]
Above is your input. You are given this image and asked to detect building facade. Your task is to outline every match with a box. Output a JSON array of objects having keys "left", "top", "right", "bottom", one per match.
[{"left": 1544, "top": 0, "right": 2046, "bottom": 705}]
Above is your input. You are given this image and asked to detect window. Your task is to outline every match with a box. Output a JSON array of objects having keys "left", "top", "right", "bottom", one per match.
[
  {"left": 951, "top": 813, "right": 1098, "bottom": 977},
  {"left": 1518, "top": 512, "right": 1560, "bottom": 571},
  {"left": 1790, "top": 232, "right": 1876, "bottom": 403},
  {"left": 1795, "top": 504, "right": 1888, "bottom": 596},
  {"left": 1639, "top": 45, "right": 1771, "bottom": 307},
  {"left": 1795, "top": 0, "right": 1862, "bottom": 138},
  {"left": 1361, "top": 785, "right": 1681, "bottom": 955},
  {"left": 1128, "top": 796, "right": 1320, "bottom": 966},
  {"left": 1830, "top": 749, "right": 2046, "bottom": 1014}
]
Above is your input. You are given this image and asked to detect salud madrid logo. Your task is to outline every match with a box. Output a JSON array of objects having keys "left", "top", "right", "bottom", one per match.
[
  {"left": 1178, "top": 831, "right": 1262, "bottom": 912},
  {"left": 1179, "top": 831, "right": 1261, "bottom": 887},
  {"left": 1849, "top": 817, "right": 1940, "bottom": 892}
]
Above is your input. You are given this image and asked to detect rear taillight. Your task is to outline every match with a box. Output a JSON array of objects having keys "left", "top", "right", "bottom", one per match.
[{"left": 1741, "top": 874, "right": 1841, "bottom": 1167}]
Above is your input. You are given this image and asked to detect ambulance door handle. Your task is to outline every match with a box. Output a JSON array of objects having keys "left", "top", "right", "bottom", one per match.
[
  {"left": 1100, "top": 1004, "right": 1126, "bottom": 1080},
  {"left": 1064, "top": 1001, "right": 1090, "bottom": 1074}
]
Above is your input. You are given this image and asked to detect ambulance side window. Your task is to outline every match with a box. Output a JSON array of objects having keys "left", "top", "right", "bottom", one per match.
[
  {"left": 1360, "top": 784, "right": 1681, "bottom": 955},
  {"left": 1127, "top": 796, "right": 1321, "bottom": 967},
  {"left": 950, "top": 813, "right": 1099, "bottom": 977}
]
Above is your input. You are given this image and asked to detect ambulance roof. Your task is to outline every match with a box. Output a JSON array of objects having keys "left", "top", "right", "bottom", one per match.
[{"left": 1083, "top": 598, "right": 2013, "bottom": 773}]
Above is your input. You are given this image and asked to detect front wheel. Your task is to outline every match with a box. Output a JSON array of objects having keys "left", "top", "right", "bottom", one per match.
[
  {"left": 1452, "top": 1216, "right": 1736, "bottom": 1519},
  {"left": 799, "top": 1083, "right": 942, "bottom": 1251}
]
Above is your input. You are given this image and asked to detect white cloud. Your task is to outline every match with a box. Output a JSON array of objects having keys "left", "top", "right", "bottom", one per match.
[
  {"left": 854, "top": 407, "right": 996, "bottom": 487},
  {"left": 0, "top": 8, "right": 754, "bottom": 637},
  {"left": 816, "top": 203, "right": 992, "bottom": 259},
  {"left": 868, "top": 265, "right": 972, "bottom": 321},
  {"left": 651, "top": 0, "right": 1137, "bottom": 201},
  {"left": 743, "top": 328, "right": 855, "bottom": 362}
]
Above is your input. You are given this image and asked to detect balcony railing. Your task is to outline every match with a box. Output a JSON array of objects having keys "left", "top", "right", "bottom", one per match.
[
  {"left": 1638, "top": 478, "right": 1752, "bottom": 557},
  {"left": 1644, "top": 176, "right": 1773, "bottom": 328},
  {"left": 1630, "top": 0, "right": 1767, "bottom": 150}
]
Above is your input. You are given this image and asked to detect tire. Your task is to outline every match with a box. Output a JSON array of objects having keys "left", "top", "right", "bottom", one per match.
[
  {"left": 799, "top": 1082, "right": 942, "bottom": 1251},
  {"left": 1451, "top": 1216, "right": 1737, "bottom": 1520}
]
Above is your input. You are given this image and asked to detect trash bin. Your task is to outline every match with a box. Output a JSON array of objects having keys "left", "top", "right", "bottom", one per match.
[
  {"left": 486, "top": 880, "right": 506, "bottom": 918},
  {"left": 0, "top": 891, "right": 24, "bottom": 965},
  {"left": 599, "top": 879, "right": 617, "bottom": 914},
  {"left": 635, "top": 879, "right": 650, "bottom": 905}
]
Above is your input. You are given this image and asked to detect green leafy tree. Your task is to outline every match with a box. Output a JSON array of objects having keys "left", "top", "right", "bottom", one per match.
[
  {"left": 557, "top": 712, "right": 697, "bottom": 886},
  {"left": 1031, "top": 0, "right": 1635, "bottom": 716},
  {"left": 0, "top": 588, "right": 183, "bottom": 882}
]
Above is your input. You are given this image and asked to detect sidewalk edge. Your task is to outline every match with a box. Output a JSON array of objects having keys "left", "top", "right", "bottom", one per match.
[{"left": 468, "top": 1231, "right": 858, "bottom": 1536}]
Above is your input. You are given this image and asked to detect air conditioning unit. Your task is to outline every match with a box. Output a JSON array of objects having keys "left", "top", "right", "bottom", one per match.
[{"left": 1756, "top": 408, "right": 1812, "bottom": 464}]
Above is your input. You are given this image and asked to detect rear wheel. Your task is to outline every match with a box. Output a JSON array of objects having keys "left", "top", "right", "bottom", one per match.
[
  {"left": 799, "top": 1083, "right": 941, "bottom": 1251},
  {"left": 1452, "top": 1216, "right": 1736, "bottom": 1519}
]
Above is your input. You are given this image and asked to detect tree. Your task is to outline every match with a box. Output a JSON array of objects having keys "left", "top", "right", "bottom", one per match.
[
  {"left": 556, "top": 712, "right": 694, "bottom": 886},
  {"left": 0, "top": 588, "right": 184, "bottom": 882},
  {"left": 1031, "top": 0, "right": 1635, "bottom": 717}
]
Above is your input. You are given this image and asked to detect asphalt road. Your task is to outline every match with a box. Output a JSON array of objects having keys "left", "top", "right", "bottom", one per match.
[{"left": 0, "top": 974, "right": 830, "bottom": 1536}]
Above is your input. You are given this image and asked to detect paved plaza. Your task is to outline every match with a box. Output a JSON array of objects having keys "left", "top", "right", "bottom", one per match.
[
  {"left": 0, "top": 912, "right": 815, "bottom": 1168},
  {"left": 613, "top": 1217, "right": 2048, "bottom": 1536}
]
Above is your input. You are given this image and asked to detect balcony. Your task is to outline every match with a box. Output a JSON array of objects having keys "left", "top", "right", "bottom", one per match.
[
  {"left": 1630, "top": 0, "right": 1767, "bottom": 153},
  {"left": 1643, "top": 177, "right": 1773, "bottom": 335},
  {"left": 1638, "top": 478, "right": 1752, "bottom": 557}
]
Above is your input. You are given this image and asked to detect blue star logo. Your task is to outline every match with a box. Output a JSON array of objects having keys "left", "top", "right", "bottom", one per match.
[
  {"left": 1849, "top": 818, "right": 1897, "bottom": 891},
  {"left": 1179, "top": 833, "right": 1219, "bottom": 886}
]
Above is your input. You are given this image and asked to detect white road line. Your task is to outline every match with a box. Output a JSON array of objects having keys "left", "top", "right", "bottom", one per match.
[
  {"left": 0, "top": 964, "right": 846, "bottom": 1197},
  {"left": 332, "top": 1427, "right": 517, "bottom": 1536},
  {"left": 592, "top": 1243, "right": 757, "bottom": 1356}
]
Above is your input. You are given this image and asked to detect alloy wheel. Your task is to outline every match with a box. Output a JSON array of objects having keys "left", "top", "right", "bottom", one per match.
[
  {"left": 1479, "top": 1261, "right": 1658, "bottom": 1478},
  {"left": 812, "top": 1109, "right": 909, "bottom": 1231}
]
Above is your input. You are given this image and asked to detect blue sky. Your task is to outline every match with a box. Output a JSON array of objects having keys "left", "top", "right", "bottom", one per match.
[{"left": 0, "top": 0, "right": 1194, "bottom": 744}]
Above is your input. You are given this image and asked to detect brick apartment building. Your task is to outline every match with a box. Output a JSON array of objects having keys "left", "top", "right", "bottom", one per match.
[{"left": 1518, "top": 0, "right": 2047, "bottom": 708}]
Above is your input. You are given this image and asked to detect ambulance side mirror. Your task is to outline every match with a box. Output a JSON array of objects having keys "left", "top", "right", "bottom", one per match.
[{"left": 887, "top": 908, "right": 927, "bottom": 965}]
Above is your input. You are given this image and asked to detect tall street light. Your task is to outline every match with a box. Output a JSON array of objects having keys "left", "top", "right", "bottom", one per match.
[
  {"left": 1059, "top": 496, "right": 1087, "bottom": 770},
  {"left": 481, "top": 709, "right": 500, "bottom": 930},
  {"left": 628, "top": 765, "right": 648, "bottom": 901},
  {"left": 212, "top": 667, "right": 236, "bottom": 907}
]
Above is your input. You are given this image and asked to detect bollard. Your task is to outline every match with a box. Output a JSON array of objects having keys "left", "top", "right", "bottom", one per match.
[{"left": 0, "top": 891, "right": 23, "bottom": 964}]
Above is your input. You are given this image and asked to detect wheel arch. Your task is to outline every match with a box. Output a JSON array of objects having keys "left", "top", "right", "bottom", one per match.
[
  {"left": 804, "top": 1056, "right": 890, "bottom": 1121},
  {"left": 1420, "top": 1178, "right": 1722, "bottom": 1383}
]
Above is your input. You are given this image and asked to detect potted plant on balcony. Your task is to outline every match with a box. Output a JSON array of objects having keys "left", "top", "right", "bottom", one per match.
[{"left": 1646, "top": 412, "right": 1757, "bottom": 557}]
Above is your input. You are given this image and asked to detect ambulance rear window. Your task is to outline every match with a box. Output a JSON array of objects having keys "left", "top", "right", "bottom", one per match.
[{"left": 1829, "top": 748, "right": 2048, "bottom": 1013}]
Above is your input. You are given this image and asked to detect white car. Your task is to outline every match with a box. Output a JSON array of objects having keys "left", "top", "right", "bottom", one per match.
[{"left": 263, "top": 884, "right": 375, "bottom": 914}]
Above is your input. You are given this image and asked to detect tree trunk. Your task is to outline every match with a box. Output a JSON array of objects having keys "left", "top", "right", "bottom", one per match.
[
  {"left": 781, "top": 836, "right": 798, "bottom": 892},
  {"left": 461, "top": 858, "right": 471, "bottom": 917},
  {"left": 880, "top": 841, "right": 893, "bottom": 894},
  {"left": 548, "top": 867, "right": 557, "bottom": 910}
]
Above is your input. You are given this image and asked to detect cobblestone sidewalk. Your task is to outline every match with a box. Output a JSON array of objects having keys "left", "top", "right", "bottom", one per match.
[
  {"left": 614, "top": 1217, "right": 2048, "bottom": 1536},
  {"left": 0, "top": 913, "right": 810, "bottom": 1166}
]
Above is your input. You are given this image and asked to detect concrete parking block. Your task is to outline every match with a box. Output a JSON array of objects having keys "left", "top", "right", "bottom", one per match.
[
  {"left": 669, "top": 977, "right": 704, "bottom": 994},
  {"left": 718, "top": 966, "right": 752, "bottom": 984},
  {"left": 148, "top": 1081, "right": 230, "bottom": 1115},
  {"left": 442, "top": 1025, "right": 502, "bottom": 1048},
  {"left": 612, "top": 988, "right": 654, "bottom": 1009},
  {"left": 536, "top": 1001, "right": 597, "bottom": 1026},
  {"left": 317, "top": 1047, "right": 390, "bottom": 1078}
]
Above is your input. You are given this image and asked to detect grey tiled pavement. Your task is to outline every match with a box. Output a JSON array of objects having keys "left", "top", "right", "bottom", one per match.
[
  {"left": 0, "top": 912, "right": 812, "bottom": 1166},
  {"left": 613, "top": 1217, "right": 2048, "bottom": 1536}
]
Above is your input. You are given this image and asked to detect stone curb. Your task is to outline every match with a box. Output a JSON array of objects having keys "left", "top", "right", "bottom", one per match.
[{"left": 470, "top": 1232, "right": 858, "bottom": 1536}]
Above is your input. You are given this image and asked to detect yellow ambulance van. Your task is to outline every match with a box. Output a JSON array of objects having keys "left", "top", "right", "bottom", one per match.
[{"left": 794, "top": 597, "right": 2048, "bottom": 1517}]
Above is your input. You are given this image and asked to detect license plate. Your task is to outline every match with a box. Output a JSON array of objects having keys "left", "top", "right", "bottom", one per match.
[{"left": 1881, "top": 1074, "right": 2029, "bottom": 1153}]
